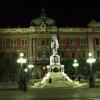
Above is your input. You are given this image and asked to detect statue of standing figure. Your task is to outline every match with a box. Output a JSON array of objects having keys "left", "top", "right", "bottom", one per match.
[{"left": 51, "top": 34, "right": 59, "bottom": 56}]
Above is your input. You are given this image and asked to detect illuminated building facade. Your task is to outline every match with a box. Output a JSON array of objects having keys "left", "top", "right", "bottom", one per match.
[{"left": 0, "top": 9, "right": 100, "bottom": 78}]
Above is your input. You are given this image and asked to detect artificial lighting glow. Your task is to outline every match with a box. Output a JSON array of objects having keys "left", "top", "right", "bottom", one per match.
[
  {"left": 24, "top": 68, "right": 28, "bottom": 72},
  {"left": 73, "top": 63, "right": 79, "bottom": 68},
  {"left": 17, "top": 58, "right": 27, "bottom": 64},
  {"left": 88, "top": 52, "right": 92, "bottom": 57},
  {"left": 86, "top": 58, "right": 96, "bottom": 63},
  {"left": 43, "top": 67, "right": 45, "bottom": 70},
  {"left": 28, "top": 64, "right": 34, "bottom": 69},
  {"left": 86, "top": 53, "right": 96, "bottom": 75},
  {"left": 74, "top": 59, "right": 77, "bottom": 63},
  {"left": 47, "top": 65, "right": 50, "bottom": 68},
  {"left": 73, "top": 59, "right": 79, "bottom": 68},
  {"left": 87, "top": 52, "right": 96, "bottom": 64},
  {"left": 20, "top": 52, "right": 24, "bottom": 57}
]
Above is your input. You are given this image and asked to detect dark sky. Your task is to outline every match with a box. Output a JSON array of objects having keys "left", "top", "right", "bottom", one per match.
[{"left": 0, "top": 0, "right": 100, "bottom": 27}]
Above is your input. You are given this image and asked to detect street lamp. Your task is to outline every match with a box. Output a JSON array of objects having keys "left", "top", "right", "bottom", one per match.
[
  {"left": 17, "top": 53, "right": 27, "bottom": 66},
  {"left": 86, "top": 52, "right": 96, "bottom": 75},
  {"left": 43, "top": 67, "right": 46, "bottom": 76},
  {"left": 28, "top": 64, "right": 34, "bottom": 69},
  {"left": 28, "top": 63, "right": 34, "bottom": 81},
  {"left": 86, "top": 53, "right": 96, "bottom": 88},
  {"left": 73, "top": 59, "right": 79, "bottom": 75},
  {"left": 17, "top": 52, "right": 27, "bottom": 89}
]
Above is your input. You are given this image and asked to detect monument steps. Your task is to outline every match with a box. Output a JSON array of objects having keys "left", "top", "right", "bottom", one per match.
[{"left": 44, "top": 72, "right": 73, "bottom": 88}]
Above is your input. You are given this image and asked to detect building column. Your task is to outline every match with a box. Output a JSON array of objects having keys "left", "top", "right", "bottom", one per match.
[
  {"left": 28, "top": 37, "right": 33, "bottom": 60},
  {"left": 88, "top": 35, "right": 94, "bottom": 56},
  {"left": 33, "top": 38, "right": 36, "bottom": 60}
]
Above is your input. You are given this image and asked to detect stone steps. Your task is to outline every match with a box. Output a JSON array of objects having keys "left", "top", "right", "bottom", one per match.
[{"left": 44, "top": 72, "right": 72, "bottom": 88}]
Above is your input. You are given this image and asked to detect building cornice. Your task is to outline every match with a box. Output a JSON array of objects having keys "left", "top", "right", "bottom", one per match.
[{"left": 0, "top": 27, "right": 100, "bottom": 34}]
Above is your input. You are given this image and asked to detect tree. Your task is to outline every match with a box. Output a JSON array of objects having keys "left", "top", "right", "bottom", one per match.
[
  {"left": 62, "top": 59, "right": 75, "bottom": 76},
  {"left": 0, "top": 53, "right": 19, "bottom": 82}
]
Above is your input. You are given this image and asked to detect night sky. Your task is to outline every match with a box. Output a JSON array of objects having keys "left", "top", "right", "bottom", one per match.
[{"left": 0, "top": 0, "right": 100, "bottom": 27}]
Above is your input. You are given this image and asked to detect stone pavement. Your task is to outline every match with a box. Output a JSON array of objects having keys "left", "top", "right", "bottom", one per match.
[{"left": 0, "top": 88, "right": 100, "bottom": 100}]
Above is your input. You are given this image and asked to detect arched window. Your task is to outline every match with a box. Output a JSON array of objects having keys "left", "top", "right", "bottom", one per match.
[{"left": 11, "top": 40, "right": 16, "bottom": 46}]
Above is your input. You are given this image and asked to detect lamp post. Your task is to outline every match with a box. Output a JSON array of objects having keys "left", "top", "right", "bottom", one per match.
[
  {"left": 73, "top": 59, "right": 79, "bottom": 76},
  {"left": 28, "top": 64, "right": 34, "bottom": 69},
  {"left": 28, "top": 63, "right": 34, "bottom": 81},
  {"left": 86, "top": 52, "right": 96, "bottom": 88},
  {"left": 86, "top": 52, "right": 96, "bottom": 75},
  {"left": 17, "top": 52, "right": 27, "bottom": 89},
  {"left": 43, "top": 67, "right": 46, "bottom": 76},
  {"left": 28, "top": 64, "right": 34, "bottom": 75}
]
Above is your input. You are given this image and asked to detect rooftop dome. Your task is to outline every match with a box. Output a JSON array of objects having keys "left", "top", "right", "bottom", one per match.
[
  {"left": 30, "top": 9, "right": 56, "bottom": 27},
  {"left": 88, "top": 20, "right": 100, "bottom": 28}
]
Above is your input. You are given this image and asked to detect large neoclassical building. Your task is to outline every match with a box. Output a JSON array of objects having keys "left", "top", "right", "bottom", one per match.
[{"left": 0, "top": 9, "right": 100, "bottom": 78}]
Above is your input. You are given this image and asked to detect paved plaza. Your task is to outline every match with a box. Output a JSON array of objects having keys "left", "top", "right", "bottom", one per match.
[{"left": 0, "top": 88, "right": 100, "bottom": 100}]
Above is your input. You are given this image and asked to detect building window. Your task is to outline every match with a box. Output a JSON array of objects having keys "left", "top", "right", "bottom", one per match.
[
  {"left": 14, "top": 40, "right": 16, "bottom": 45},
  {"left": 0, "top": 40, "right": 2, "bottom": 46},
  {"left": 82, "top": 52, "right": 85, "bottom": 57},
  {"left": 96, "top": 38, "right": 99, "bottom": 45},
  {"left": 42, "top": 51, "right": 46, "bottom": 58},
  {"left": 97, "top": 51, "right": 100, "bottom": 58},
  {"left": 80, "top": 39, "right": 86, "bottom": 45},
  {"left": 11, "top": 40, "right": 16, "bottom": 46},
  {"left": 40, "top": 22, "right": 46, "bottom": 28},
  {"left": 41, "top": 39, "right": 45, "bottom": 45},
  {"left": 63, "top": 40, "right": 65, "bottom": 45},
  {"left": 60, "top": 39, "right": 65, "bottom": 45},
  {"left": 38, "top": 50, "right": 49, "bottom": 60},
  {"left": 22, "top": 40, "right": 24, "bottom": 45},
  {"left": 25, "top": 40, "right": 27, "bottom": 45},
  {"left": 21, "top": 40, "right": 27, "bottom": 46},
  {"left": 71, "top": 39, "right": 76, "bottom": 45},
  {"left": 3, "top": 40, "right": 6, "bottom": 46},
  {"left": 11, "top": 40, "right": 13, "bottom": 45},
  {"left": 61, "top": 51, "right": 65, "bottom": 58},
  {"left": 46, "top": 38, "right": 49, "bottom": 45},
  {"left": 71, "top": 51, "right": 76, "bottom": 58}
]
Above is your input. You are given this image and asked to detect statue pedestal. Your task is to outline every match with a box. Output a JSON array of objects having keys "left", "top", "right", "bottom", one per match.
[{"left": 50, "top": 55, "right": 60, "bottom": 65}]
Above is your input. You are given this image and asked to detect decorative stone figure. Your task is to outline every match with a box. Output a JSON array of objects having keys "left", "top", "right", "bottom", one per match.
[{"left": 51, "top": 34, "right": 59, "bottom": 56}]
